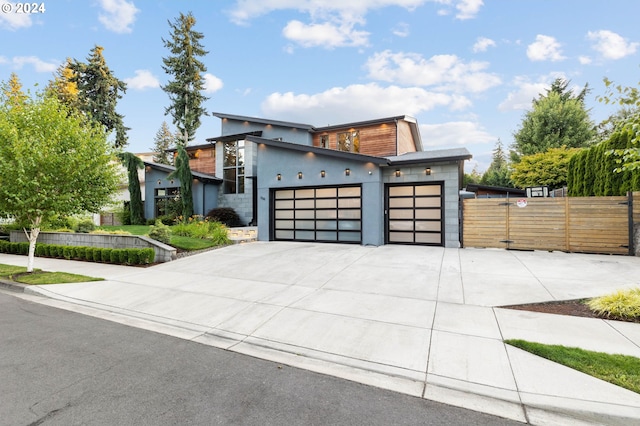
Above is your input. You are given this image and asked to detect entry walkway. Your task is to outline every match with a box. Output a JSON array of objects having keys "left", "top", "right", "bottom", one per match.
[{"left": 2, "top": 243, "right": 640, "bottom": 425}]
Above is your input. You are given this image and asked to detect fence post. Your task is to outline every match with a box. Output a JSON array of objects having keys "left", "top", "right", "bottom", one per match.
[
  {"left": 565, "top": 196, "right": 570, "bottom": 252},
  {"left": 628, "top": 191, "right": 634, "bottom": 256}
]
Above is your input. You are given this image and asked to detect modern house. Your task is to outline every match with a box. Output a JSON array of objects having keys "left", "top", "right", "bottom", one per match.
[{"left": 144, "top": 113, "right": 471, "bottom": 247}]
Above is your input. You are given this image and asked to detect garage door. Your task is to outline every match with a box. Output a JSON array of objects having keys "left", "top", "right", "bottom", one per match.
[
  {"left": 386, "top": 183, "right": 443, "bottom": 245},
  {"left": 273, "top": 185, "right": 362, "bottom": 243}
]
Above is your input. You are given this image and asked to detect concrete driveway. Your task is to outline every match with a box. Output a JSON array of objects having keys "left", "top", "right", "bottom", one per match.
[{"left": 3, "top": 242, "right": 640, "bottom": 425}]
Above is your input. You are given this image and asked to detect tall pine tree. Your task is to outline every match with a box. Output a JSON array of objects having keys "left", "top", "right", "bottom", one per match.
[
  {"left": 151, "top": 121, "right": 177, "bottom": 165},
  {"left": 46, "top": 58, "right": 80, "bottom": 111},
  {"left": 71, "top": 45, "right": 129, "bottom": 149},
  {"left": 162, "top": 12, "right": 209, "bottom": 145},
  {"left": 481, "top": 139, "right": 513, "bottom": 187}
]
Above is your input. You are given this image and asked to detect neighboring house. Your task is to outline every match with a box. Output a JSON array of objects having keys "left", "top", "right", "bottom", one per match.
[
  {"left": 145, "top": 113, "right": 471, "bottom": 247},
  {"left": 465, "top": 183, "right": 526, "bottom": 198}
]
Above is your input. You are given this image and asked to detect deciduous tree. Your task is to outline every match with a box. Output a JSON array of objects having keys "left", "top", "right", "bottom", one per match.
[
  {"left": 0, "top": 87, "right": 119, "bottom": 272},
  {"left": 510, "top": 147, "right": 581, "bottom": 190}
]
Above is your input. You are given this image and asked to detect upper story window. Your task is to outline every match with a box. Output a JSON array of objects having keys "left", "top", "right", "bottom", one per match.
[
  {"left": 223, "top": 140, "right": 244, "bottom": 194},
  {"left": 320, "top": 135, "right": 329, "bottom": 148},
  {"left": 338, "top": 131, "right": 359, "bottom": 153}
]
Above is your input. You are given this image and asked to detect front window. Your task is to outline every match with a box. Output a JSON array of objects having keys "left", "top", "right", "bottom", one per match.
[
  {"left": 320, "top": 135, "right": 329, "bottom": 148},
  {"left": 338, "top": 131, "right": 359, "bottom": 153},
  {"left": 155, "top": 187, "right": 181, "bottom": 218},
  {"left": 223, "top": 140, "right": 245, "bottom": 194}
]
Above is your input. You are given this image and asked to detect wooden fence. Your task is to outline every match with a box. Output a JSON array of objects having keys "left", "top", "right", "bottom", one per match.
[{"left": 462, "top": 193, "right": 640, "bottom": 255}]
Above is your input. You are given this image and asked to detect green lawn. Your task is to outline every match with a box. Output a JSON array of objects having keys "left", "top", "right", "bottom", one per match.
[
  {"left": 99, "top": 225, "right": 221, "bottom": 251},
  {"left": 506, "top": 339, "right": 640, "bottom": 394},
  {"left": 0, "top": 263, "right": 103, "bottom": 284}
]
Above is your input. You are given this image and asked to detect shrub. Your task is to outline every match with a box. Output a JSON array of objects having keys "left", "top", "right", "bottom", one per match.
[
  {"left": 208, "top": 221, "right": 230, "bottom": 246},
  {"left": 206, "top": 208, "right": 241, "bottom": 227},
  {"left": 587, "top": 288, "right": 640, "bottom": 320},
  {"left": 75, "top": 219, "right": 97, "bottom": 233},
  {"left": 148, "top": 220, "right": 171, "bottom": 244},
  {"left": 127, "top": 249, "right": 140, "bottom": 265},
  {"left": 93, "top": 248, "right": 103, "bottom": 262},
  {"left": 117, "top": 249, "right": 129, "bottom": 264},
  {"left": 63, "top": 246, "right": 73, "bottom": 260},
  {"left": 101, "top": 249, "right": 111, "bottom": 263},
  {"left": 75, "top": 246, "right": 86, "bottom": 260},
  {"left": 109, "top": 249, "right": 119, "bottom": 264},
  {"left": 139, "top": 248, "right": 155, "bottom": 264}
]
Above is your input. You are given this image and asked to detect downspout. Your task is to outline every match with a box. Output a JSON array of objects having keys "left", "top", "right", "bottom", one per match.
[{"left": 202, "top": 181, "right": 207, "bottom": 216}]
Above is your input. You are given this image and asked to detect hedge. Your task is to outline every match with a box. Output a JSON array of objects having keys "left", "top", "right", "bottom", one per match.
[{"left": 0, "top": 241, "right": 154, "bottom": 266}]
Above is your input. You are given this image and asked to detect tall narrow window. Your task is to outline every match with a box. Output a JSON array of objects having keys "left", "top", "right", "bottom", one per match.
[
  {"left": 223, "top": 140, "right": 245, "bottom": 194},
  {"left": 320, "top": 135, "right": 329, "bottom": 148},
  {"left": 337, "top": 131, "right": 360, "bottom": 153}
]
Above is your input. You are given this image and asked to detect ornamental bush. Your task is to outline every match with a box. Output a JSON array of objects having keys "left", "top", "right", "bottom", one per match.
[
  {"left": 148, "top": 220, "right": 171, "bottom": 244},
  {"left": 206, "top": 207, "right": 240, "bottom": 227}
]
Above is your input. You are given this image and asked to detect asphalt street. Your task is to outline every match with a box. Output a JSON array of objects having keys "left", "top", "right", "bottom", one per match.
[{"left": 0, "top": 290, "right": 519, "bottom": 426}]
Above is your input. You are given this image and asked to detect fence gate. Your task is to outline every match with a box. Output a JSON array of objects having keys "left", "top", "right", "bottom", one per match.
[{"left": 462, "top": 194, "right": 635, "bottom": 255}]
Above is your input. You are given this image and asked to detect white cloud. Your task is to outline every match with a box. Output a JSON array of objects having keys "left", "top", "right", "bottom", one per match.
[
  {"left": 526, "top": 35, "right": 565, "bottom": 62},
  {"left": 261, "top": 83, "right": 471, "bottom": 125},
  {"left": 228, "top": 1, "right": 482, "bottom": 48},
  {"left": 420, "top": 121, "right": 494, "bottom": 147},
  {"left": 11, "top": 56, "right": 58, "bottom": 73},
  {"left": 587, "top": 30, "right": 638, "bottom": 60},
  {"left": 0, "top": 3, "right": 32, "bottom": 30},
  {"left": 203, "top": 73, "right": 224, "bottom": 94},
  {"left": 578, "top": 55, "right": 592, "bottom": 65},
  {"left": 124, "top": 70, "right": 160, "bottom": 90},
  {"left": 498, "top": 73, "right": 565, "bottom": 111},
  {"left": 473, "top": 36, "right": 495, "bottom": 53},
  {"left": 392, "top": 22, "right": 410, "bottom": 37},
  {"left": 97, "top": 0, "right": 139, "bottom": 34},
  {"left": 365, "top": 50, "right": 501, "bottom": 93},
  {"left": 455, "top": 0, "right": 483, "bottom": 20},
  {"left": 282, "top": 19, "right": 369, "bottom": 48}
]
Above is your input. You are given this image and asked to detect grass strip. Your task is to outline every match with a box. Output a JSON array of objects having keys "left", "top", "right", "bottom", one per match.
[
  {"left": 0, "top": 263, "right": 103, "bottom": 285},
  {"left": 506, "top": 339, "right": 640, "bottom": 394}
]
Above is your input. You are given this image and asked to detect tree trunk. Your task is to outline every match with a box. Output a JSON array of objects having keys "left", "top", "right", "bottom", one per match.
[{"left": 23, "top": 216, "right": 42, "bottom": 273}]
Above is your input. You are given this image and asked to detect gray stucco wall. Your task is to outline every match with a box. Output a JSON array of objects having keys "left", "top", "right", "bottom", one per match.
[
  {"left": 256, "top": 143, "right": 384, "bottom": 245},
  {"left": 10, "top": 231, "right": 176, "bottom": 263},
  {"left": 221, "top": 119, "right": 313, "bottom": 146},
  {"left": 144, "top": 167, "right": 219, "bottom": 220},
  {"left": 382, "top": 162, "right": 461, "bottom": 248}
]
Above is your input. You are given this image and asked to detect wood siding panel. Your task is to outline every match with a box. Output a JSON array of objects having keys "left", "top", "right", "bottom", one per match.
[
  {"left": 188, "top": 147, "right": 215, "bottom": 175},
  {"left": 396, "top": 120, "right": 417, "bottom": 154},
  {"left": 312, "top": 122, "right": 400, "bottom": 156},
  {"left": 463, "top": 195, "right": 631, "bottom": 255}
]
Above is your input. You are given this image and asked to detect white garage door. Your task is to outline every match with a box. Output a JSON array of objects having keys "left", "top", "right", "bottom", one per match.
[
  {"left": 273, "top": 185, "right": 362, "bottom": 243},
  {"left": 386, "top": 183, "right": 443, "bottom": 245}
]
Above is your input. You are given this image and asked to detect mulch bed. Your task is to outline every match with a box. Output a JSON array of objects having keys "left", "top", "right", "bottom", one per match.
[{"left": 501, "top": 299, "right": 640, "bottom": 323}]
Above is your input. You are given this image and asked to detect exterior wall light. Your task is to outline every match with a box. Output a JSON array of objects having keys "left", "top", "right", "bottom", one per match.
[
  {"left": 298, "top": 171, "right": 303, "bottom": 179},
  {"left": 277, "top": 173, "right": 281, "bottom": 181},
  {"left": 157, "top": 180, "right": 162, "bottom": 185},
  {"left": 321, "top": 170, "right": 326, "bottom": 178},
  {"left": 345, "top": 168, "right": 351, "bottom": 176},
  {"left": 425, "top": 167, "right": 431, "bottom": 175},
  {"left": 395, "top": 169, "right": 401, "bottom": 177}
]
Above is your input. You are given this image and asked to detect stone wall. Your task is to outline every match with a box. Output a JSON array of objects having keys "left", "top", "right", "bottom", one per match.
[{"left": 10, "top": 231, "right": 176, "bottom": 263}]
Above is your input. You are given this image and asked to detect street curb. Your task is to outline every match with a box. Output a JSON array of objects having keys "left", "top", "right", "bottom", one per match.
[{"left": 0, "top": 279, "right": 29, "bottom": 293}]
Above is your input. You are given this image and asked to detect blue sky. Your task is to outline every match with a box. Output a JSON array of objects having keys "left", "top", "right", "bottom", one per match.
[{"left": 1, "top": 0, "right": 639, "bottom": 171}]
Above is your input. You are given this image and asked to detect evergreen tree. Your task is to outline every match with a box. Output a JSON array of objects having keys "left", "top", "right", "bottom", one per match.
[
  {"left": 162, "top": 12, "right": 209, "bottom": 145},
  {"left": 168, "top": 145, "right": 194, "bottom": 219},
  {"left": 151, "top": 121, "right": 177, "bottom": 165},
  {"left": 118, "top": 152, "right": 146, "bottom": 225},
  {"left": 71, "top": 45, "right": 129, "bottom": 148},
  {"left": 480, "top": 139, "right": 514, "bottom": 187},
  {"left": 512, "top": 78, "right": 595, "bottom": 161}
]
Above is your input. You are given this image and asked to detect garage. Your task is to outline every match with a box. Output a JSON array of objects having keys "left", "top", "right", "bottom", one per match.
[
  {"left": 385, "top": 182, "right": 443, "bottom": 245},
  {"left": 272, "top": 185, "right": 362, "bottom": 243}
]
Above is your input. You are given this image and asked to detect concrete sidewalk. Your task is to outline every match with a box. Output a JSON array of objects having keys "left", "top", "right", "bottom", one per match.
[{"left": 2, "top": 243, "right": 640, "bottom": 425}]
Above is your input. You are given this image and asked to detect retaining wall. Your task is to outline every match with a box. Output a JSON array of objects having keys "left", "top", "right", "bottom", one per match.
[{"left": 10, "top": 231, "right": 176, "bottom": 263}]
